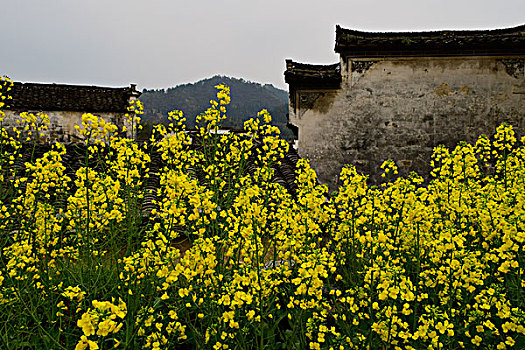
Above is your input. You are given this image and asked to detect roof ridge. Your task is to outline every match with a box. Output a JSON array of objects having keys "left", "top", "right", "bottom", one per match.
[
  {"left": 13, "top": 81, "right": 135, "bottom": 90},
  {"left": 286, "top": 60, "right": 340, "bottom": 70},
  {"left": 335, "top": 23, "right": 525, "bottom": 37}
]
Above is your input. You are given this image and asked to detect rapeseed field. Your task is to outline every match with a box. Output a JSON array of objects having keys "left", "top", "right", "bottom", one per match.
[{"left": 0, "top": 76, "right": 523, "bottom": 349}]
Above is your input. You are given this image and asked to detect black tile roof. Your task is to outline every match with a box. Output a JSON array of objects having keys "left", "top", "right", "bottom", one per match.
[
  {"left": 284, "top": 60, "right": 341, "bottom": 89},
  {"left": 8, "top": 82, "right": 141, "bottom": 113},
  {"left": 335, "top": 24, "right": 525, "bottom": 57}
]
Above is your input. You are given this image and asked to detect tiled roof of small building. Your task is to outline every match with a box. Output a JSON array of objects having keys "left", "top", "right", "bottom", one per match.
[
  {"left": 284, "top": 60, "right": 341, "bottom": 88},
  {"left": 335, "top": 24, "right": 525, "bottom": 56},
  {"left": 8, "top": 82, "right": 141, "bottom": 113}
]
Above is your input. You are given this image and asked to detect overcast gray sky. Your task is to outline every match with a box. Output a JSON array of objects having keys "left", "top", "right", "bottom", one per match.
[{"left": 2, "top": 0, "right": 524, "bottom": 90}]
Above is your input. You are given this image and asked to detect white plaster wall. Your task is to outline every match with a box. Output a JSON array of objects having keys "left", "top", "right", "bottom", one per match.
[{"left": 2, "top": 110, "right": 129, "bottom": 143}]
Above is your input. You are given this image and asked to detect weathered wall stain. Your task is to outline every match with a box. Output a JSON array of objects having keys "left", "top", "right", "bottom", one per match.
[{"left": 434, "top": 83, "right": 451, "bottom": 97}]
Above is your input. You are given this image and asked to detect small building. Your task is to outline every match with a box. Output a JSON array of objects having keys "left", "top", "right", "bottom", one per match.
[
  {"left": 285, "top": 24, "right": 525, "bottom": 188},
  {"left": 3, "top": 82, "right": 141, "bottom": 142}
]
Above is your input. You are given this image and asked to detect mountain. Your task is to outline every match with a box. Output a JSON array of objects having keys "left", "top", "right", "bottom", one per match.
[{"left": 139, "top": 76, "right": 294, "bottom": 139}]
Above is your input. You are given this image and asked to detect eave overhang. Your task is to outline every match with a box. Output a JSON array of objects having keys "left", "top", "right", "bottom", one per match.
[{"left": 284, "top": 60, "right": 342, "bottom": 90}]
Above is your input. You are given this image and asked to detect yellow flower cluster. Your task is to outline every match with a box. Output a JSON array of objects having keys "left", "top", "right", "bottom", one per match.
[
  {"left": 11, "top": 111, "right": 50, "bottom": 142},
  {"left": 0, "top": 76, "right": 524, "bottom": 349},
  {"left": 124, "top": 99, "right": 144, "bottom": 139},
  {"left": 75, "top": 298, "right": 127, "bottom": 349},
  {"left": 0, "top": 76, "right": 13, "bottom": 123},
  {"left": 74, "top": 113, "right": 119, "bottom": 146}
]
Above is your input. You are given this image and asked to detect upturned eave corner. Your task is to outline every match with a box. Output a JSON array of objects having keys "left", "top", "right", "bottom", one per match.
[
  {"left": 129, "top": 84, "right": 142, "bottom": 98},
  {"left": 284, "top": 59, "right": 341, "bottom": 114},
  {"left": 284, "top": 59, "right": 341, "bottom": 92}
]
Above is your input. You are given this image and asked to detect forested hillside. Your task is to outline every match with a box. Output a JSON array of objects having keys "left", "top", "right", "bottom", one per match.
[{"left": 139, "top": 76, "right": 294, "bottom": 139}]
